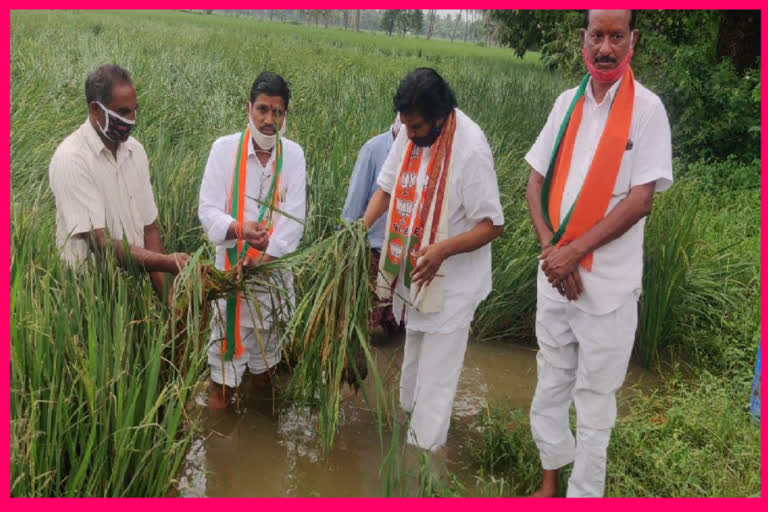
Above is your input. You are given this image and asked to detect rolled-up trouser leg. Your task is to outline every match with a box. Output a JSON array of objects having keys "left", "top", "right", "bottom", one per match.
[
  {"left": 405, "top": 326, "right": 470, "bottom": 451},
  {"left": 245, "top": 327, "right": 282, "bottom": 375},
  {"left": 566, "top": 297, "right": 638, "bottom": 497},
  {"left": 207, "top": 326, "right": 248, "bottom": 388},
  {"left": 530, "top": 293, "right": 579, "bottom": 470}
]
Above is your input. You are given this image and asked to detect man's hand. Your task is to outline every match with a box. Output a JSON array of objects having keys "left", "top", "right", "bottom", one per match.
[
  {"left": 411, "top": 242, "right": 447, "bottom": 288},
  {"left": 559, "top": 270, "right": 584, "bottom": 301},
  {"left": 541, "top": 244, "right": 584, "bottom": 288},
  {"left": 166, "top": 252, "right": 190, "bottom": 275},
  {"left": 242, "top": 221, "right": 269, "bottom": 251}
]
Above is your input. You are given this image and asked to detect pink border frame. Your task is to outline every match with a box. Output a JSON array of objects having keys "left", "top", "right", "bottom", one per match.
[{"left": 3, "top": 1, "right": 765, "bottom": 504}]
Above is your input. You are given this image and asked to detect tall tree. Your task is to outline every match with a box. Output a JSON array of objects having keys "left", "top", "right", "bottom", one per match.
[
  {"left": 717, "top": 10, "right": 760, "bottom": 73},
  {"left": 381, "top": 10, "right": 398, "bottom": 36},
  {"left": 426, "top": 10, "right": 437, "bottom": 40},
  {"left": 355, "top": 10, "right": 361, "bottom": 32},
  {"left": 450, "top": 11, "right": 462, "bottom": 42}
]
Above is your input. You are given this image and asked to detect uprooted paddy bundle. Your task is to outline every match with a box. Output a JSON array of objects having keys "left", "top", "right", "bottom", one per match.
[{"left": 173, "top": 221, "right": 389, "bottom": 453}]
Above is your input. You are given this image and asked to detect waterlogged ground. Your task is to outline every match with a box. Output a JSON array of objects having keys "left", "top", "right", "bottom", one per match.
[{"left": 178, "top": 336, "right": 660, "bottom": 497}]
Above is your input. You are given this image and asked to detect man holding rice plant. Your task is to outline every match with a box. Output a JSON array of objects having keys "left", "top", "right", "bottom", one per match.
[
  {"left": 198, "top": 71, "right": 306, "bottom": 409},
  {"left": 342, "top": 114, "right": 404, "bottom": 337},
  {"left": 362, "top": 68, "right": 504, "bottom": 451},
  {"left": 49, "top": 64, "right": 189, "bottom": 299},
  {"left": 525, "top": 10, "right": 673, "bottom": 497}
]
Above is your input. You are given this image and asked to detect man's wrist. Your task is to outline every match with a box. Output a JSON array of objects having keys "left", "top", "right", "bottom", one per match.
[
  {"left": 539, "top": 232, "right": 554, "bottom": 250},
  {"left": 569, "top": 239, "right": 588, "bottom": 260}
]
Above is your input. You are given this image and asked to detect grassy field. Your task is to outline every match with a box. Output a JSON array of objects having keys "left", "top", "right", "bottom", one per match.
[{"left": 10, "top": 10, "right": 760, "bottom": 497}]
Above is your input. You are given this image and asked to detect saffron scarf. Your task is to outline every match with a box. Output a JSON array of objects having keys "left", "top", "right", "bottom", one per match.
[
  {"left": 222, "top": 129, "right": 282, "bottom": 361},
  {"left": 378, "top": 110, "right": 456, "bottom": 312},
  {"left": 541, "top": 67, "right": 634, "bottom": 271}
]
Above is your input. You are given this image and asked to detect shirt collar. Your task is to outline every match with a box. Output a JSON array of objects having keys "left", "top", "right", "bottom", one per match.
[
  {"left": 585, "top": 76, "right": 624, "bottom": 106},
  {"left": 246, "top": 132, "right": 275, "bottom": 162},
  {"left": 81, "top": 117, "right": 133, "bottom": 159}
]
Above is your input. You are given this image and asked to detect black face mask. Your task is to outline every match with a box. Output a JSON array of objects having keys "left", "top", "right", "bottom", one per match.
[
  {"left": 95, "top": 101, "right": 135, "bottom": 142},
  {"left": 412, "top": 121, "right": 443, "bottom": 148}
]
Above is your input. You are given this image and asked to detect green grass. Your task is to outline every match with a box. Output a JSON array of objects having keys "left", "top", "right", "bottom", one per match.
[
  {"left": 454, "top": 368, "right": 761, "bottom": 497},
  {"left": 10, "top": 10, "right": 760, "bottom": 497}
]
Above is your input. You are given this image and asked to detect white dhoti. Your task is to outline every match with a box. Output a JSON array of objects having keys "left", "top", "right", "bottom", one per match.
[
  {"left": 530, "top": 291, "right": 638, "bottom": 497},
  {"left": 207, "top": 277, "right": 292, "bottom": 388},
  {"left": 207, "top": 324, "right": 282, "bottom": 387},
  {"left": 400, "top": 325, "right": 470, "bottom": 451}
]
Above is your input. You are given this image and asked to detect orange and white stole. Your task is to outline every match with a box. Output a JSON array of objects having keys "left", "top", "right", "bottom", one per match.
[
  {"left": 377, "top": 111, "right": 456, "bottom": 313},
  {"left": 541, "top": 67, "right": 635, "bottom": 271},
  {"left": 222, "top": 129, "right": 282, "bottom": 361}
]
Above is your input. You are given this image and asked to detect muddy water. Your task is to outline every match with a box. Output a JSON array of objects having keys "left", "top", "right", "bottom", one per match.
[{"left": 178, "top": 335, "right": 659, "bottom": 497}]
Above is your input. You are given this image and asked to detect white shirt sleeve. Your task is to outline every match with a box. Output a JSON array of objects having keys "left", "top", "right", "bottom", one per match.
[
  {"left": 630, "top": 100, "right": 674, "bottom": 192},
  {"left": 198, "top": 138, "right": 236, "bottom": 248},
  {"left": 525, "top": 91, "right": 569, "bottom": 176},
  {"left": 459, "top": 135, "right": 505, "bottom": 227},
  {"left": 49, "top": 152, "right": 106, "bottom": 236},
  {"left": 377, "top": 129, "right": 406, "bottom": 194},
  {"left": 266, "top": 146, "right": 306, "bottom": 258}
]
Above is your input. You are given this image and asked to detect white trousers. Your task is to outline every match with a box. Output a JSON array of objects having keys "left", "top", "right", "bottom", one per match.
[
  {"left": 400, "top": 326, "right": 470, "bottom": 451},
  {"left": 530, "top": 292, "right": 638, "bottom": 497},
  {"left": 208, "top": 325, "right": 281, "bottom": 387}
]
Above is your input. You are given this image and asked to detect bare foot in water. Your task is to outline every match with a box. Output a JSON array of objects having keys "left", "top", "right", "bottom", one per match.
[
  {"left": 207, "top": 379, "right": 235, "bottom": 410},
  {"left": 529, "top": 469, "right": 558, "bottom": 497}
]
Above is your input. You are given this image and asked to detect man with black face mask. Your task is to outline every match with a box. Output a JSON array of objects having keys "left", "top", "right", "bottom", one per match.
[
  {"left": 362, "top": 68, "right": 504, "bottom": 453},
  {"left": 49, "top": 64, "right": 189, "bottom": 300}
]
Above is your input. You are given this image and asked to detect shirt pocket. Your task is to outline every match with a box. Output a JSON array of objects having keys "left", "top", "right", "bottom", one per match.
[{"left": 612, "top": 147, "right": 634, "bottom": 197}]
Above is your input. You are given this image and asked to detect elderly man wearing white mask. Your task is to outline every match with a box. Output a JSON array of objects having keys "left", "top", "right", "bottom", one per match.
[
  {"left": 49, "top": 64, "right": 189, "bottom": 301},
  {"left": 198, "top": 71, "right": 307, "bottom": 409}
]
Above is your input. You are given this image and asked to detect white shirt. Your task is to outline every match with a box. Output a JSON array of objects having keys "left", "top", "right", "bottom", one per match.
[
  {"left": 378, "top": 109, "right": 504, "bottom": 334},
  {"left": 526, "top": 77, "right": 674, "bottom": 315},
  {"left": 198, "top": 132, "right": 306, "bottom": 328},
  {"left": 49, "top": 119, "right": 158, "bottom": 266}
]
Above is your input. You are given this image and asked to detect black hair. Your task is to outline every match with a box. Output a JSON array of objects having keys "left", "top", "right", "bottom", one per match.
[
  {"left": 85, "top": 64, "right": 132, "bottom": 105},
  {"left": 393, "top": 68, "right": 457, "bottom": 123},
  {"left": 249, "top": 71, "right": 290, "bottom": 110},
  {"left": 584, "top": 10, "right": 636, "bottom": 31}
]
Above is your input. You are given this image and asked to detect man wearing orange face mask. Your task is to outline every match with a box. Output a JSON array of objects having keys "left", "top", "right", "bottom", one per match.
[
  {"left": 198, "top": 71, "right": 306, "bottom": 409},
  {"left": 525, "top": 10, "right": 674, "bottom": 497}
]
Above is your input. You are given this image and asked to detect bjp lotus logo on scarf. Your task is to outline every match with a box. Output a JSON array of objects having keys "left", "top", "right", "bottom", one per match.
[
  {"left": 400, "top": 171, "right": 417, "bottom": 189},
  {"left": 388, "top": 238, "right": 404, "bottom": 265},
  {"left": 396, "top": 198, "right": 414, "bottom": 217}
]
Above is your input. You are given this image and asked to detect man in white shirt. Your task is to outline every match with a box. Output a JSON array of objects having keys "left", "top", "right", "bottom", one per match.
[
  {"left": 525, "top": 10, "right": 673, "bottom": 497},
  {"left": 198, "top": 71, "right": 306, "bottom": 409},
  {"left": 362, "top": 68, "right": 504, "bottom": 451},
  {"left": 49, "top": 64, "right": 189, "bottom": 299}
]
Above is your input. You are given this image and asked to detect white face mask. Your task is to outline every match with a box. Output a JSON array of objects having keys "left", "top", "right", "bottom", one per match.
[
  {"left": 95, "top": 101, "right": 136, "bottom": 142},
  {"left": 247, "top": 102, "right": 286, "bottom": 150}
]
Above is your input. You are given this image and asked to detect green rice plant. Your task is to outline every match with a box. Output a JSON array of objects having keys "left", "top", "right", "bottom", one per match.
[
  {"left": 636, "top": 182, "right": 702, "bottom": 366},
  {"left": 280, "top": 222, "right": 389, "bottom": 453},
  {"left": 10, "top": 195, "right": 208, "bottom": 497},
  {"left": 636, "top": 180, "right": 754, "bottom": 367}
]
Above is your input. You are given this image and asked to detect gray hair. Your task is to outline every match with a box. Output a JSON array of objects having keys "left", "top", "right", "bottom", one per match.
[{"left": 84, "top": 64, "right": 132, "bottom": 105}]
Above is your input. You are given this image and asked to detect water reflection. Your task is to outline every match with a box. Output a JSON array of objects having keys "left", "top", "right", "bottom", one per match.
[{"left": 178, "top": 337, "right": 657, "bottom": 497}]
